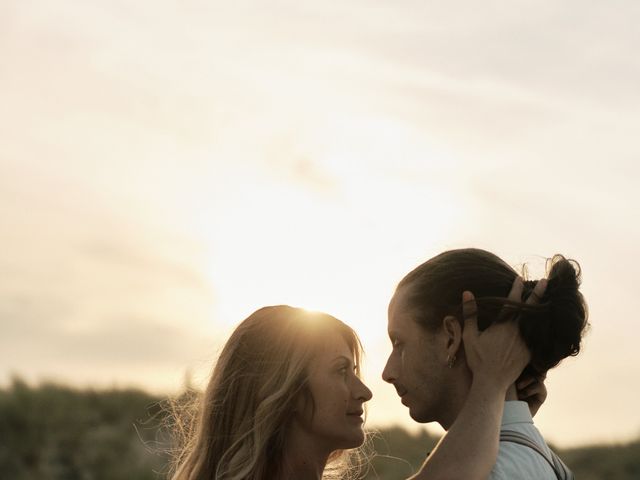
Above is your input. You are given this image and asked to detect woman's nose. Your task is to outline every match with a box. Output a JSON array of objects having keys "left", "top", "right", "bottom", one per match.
[{"left": 354, "top": 377, "right": 373, "bottom": 401}]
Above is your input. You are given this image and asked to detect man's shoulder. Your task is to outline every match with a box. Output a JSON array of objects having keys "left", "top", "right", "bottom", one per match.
[{"left": 488, "top": 427, "right": 558, "bottom": 480}]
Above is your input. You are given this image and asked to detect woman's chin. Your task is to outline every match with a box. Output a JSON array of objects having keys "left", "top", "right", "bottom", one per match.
[{"left": 339, "top": 429, "right": 366, "bottom": 449}]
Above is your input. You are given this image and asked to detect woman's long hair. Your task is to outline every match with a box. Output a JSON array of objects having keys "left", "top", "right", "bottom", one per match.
[
  {"left": 168, "top": 305, "right": 367, "bottom": 480},
  {"left": 397, "top": 249, "right": 589, "bottom": 376}
]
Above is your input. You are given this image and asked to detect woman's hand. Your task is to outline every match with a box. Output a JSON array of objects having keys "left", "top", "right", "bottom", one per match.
[
  {"left": 517, "top": 372, "right": 548, "bottom": 417},
  {"left": 462, "top": 277, "right": 547, "bottom": 391}
]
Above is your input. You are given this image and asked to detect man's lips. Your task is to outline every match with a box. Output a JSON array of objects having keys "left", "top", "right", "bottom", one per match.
[{"left": 395, "top": 386, "right": 408, "bottom": 397}]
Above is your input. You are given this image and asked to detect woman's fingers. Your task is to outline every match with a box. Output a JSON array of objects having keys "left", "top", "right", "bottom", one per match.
[
  {"left": 516, "top": 371, "right": 546, "bottom": 390},
  {"left": 462, "top": 276, "right": 548, "bottom": 391},
  {"left": 497, "top": 277, "right": 524, "bottom": 322},
  {"left": 516, "top": 377, "right": 534, "bottom": 390},
  {"left": 463, "top": 277, "right": 550, "bottom": 411},
  {"left": 462, "top": 290, "right": 479, "bottom": 339},
  {"left": 526, "top": 278, "right": 548, "bottom": 305},
  {"left": 507, "top": 276, "right": 524, "bottom": 302},
  {"left": 518, "top": 382, "right": 545, "bottom": 399},
  {"left": 516, "top": 375, "right": 548, "bottom": 418},
  {"left": 501, "top": 277, "right": 548, "bottom": 322},
  {"left": 462, "top": 287, "right": 531, "bottom": 389}
]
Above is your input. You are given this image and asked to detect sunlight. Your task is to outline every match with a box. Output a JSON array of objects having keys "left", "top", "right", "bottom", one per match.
[
  {"left": 193, "top": 112, "right": 463, "bottom": 346},
  {"left": 316, "top": 114, "right": 458, "bottom": 178}
]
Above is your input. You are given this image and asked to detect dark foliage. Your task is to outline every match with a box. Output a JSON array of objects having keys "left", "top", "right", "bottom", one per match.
[
  {"left": 0, "top": 378, "right": 169, "bottom": 480},
  {"left": 0, "top": 379, "right": 637, "bottom": 479}
]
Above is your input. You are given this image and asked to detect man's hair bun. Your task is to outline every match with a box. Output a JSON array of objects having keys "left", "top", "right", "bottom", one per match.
[{"left": 520, "top": 255, "right": 589, "bottom": 374}]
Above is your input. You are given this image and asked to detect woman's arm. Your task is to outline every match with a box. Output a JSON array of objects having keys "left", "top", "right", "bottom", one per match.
[
  {"left": 410, "top": 279, "right": 547, "bottom": 480},
  {"left": 410, "top": 377, "right": 506, "bottom": 480}
]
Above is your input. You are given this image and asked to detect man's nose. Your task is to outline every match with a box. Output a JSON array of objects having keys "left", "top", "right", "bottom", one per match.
[{"left": 382, "top": 355, "right": 396, "bottom": 384}]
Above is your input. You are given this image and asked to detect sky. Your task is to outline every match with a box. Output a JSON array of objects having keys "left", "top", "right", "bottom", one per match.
[{"left": 1, "top": 0, "right": 639, "bottom": 448}]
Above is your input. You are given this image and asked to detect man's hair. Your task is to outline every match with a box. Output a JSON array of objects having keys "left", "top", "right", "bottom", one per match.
[{"left": 397, "top": 248, "right": 589, "bottom": 375}]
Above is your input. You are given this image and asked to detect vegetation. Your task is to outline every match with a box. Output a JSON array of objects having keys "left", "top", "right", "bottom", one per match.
[
  {"left": 0, "top": 379, "right": 637, "bottom": 479},
  {"left": 0, "top": 378, "right": 169, "bottom": 480},
  {"left": 364, "top": 425, "right": 640, "bottom": 480},
  {"left": 363, "top": 426, "right": 439, "bottom": 479}
]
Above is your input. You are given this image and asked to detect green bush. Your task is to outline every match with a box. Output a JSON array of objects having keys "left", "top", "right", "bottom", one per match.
[
  {"left": 0, "top": 379, "right": 637, "bottom": 479},
  {"left": 0, "top": 379, "right": 168, "bottom": 480}
]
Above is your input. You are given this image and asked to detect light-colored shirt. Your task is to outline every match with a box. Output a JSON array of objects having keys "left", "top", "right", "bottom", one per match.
[{"left": 488, "top": 401, "right": 560, "bottom": 480}]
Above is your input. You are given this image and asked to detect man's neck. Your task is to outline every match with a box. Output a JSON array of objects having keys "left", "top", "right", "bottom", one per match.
[
  {"left": 440, "top": 374, "right": 517, "bottom": 431},
  {"left": 439, "top": 372, "right": 474, "bottom": 430}
]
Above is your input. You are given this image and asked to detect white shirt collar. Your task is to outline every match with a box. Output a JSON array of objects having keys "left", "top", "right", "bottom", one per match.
[{"left": 501, "top": 400, "right": 534, "bottom": 427}]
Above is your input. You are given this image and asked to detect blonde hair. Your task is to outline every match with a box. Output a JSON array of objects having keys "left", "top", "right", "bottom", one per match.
[{"left": 169, "top": 305, "right": 368, "bottom": 480}]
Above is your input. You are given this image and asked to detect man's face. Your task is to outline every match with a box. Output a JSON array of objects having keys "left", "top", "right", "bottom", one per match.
[{"left": 382, "top": 286, "right": 453, "bottom": 426}]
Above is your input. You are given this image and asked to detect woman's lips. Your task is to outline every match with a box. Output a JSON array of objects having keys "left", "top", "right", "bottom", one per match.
[{"left": 346, "top": 410, "right": 364, "bottom": 422}]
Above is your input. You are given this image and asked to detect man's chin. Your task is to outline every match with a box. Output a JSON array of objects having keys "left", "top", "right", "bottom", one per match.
[{"left": 408, "top": 407, "right": 432, "bottom": 424}]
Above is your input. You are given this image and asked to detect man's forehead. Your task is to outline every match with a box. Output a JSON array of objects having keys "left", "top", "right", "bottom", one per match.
[
  {"left": 388, "top": 284, "right": 413, "bottom": 314},
  {"left": 387, "top": 309, "right": 417, "bottom": 337},
  {"left": 389, "top": 284, "right": 414, "bottom": 310}
]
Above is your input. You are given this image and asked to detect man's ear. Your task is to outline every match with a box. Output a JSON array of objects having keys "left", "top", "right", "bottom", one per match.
[{"left": 442, "top": 315, "right": 463, "bottom": 359}]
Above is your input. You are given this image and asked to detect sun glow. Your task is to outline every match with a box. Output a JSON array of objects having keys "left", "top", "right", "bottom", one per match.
[{"left": 189, "top": 111, "right": 466, "bottom": 346}]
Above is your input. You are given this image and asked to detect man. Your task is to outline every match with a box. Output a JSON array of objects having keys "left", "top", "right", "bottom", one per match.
[{"left": 383, "top": 249, "right": 580, "bottom": 479}]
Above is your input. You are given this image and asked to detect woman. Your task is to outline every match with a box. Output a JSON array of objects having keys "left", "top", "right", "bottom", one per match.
[
  {"left": 170, "top": 293, "right": 543, "bottom": 479},
  {"left": 385, "top": 249, "right": 588, "bottom": 479},
  {"left": 170, "top": 306, "right": 371, "bottom": 479}
]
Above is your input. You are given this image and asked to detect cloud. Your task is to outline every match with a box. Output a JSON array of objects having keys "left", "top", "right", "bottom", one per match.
[
  {"left": 0, "top": 293, "right": 220, "bottom": 390},
  {"left": 79, "top": 241, "right": 209, "bottom": 292}
]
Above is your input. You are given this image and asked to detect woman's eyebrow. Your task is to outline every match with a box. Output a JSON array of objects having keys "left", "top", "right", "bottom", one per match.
[{"left": 331, "top": 355, "right": 353, "bottom": 365}]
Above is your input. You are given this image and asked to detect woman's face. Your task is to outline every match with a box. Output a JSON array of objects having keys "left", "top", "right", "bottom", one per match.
[{"left": 295, "top": 331, "right": 373, "bottom": 452}]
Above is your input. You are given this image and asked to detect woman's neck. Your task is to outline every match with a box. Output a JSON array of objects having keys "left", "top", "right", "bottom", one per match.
[
  {"left": 280, "top": 422, "right": 331, "bottom": 480},
  {"left": 279, "top": 454, "right": 327, "bottom": 480}
]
